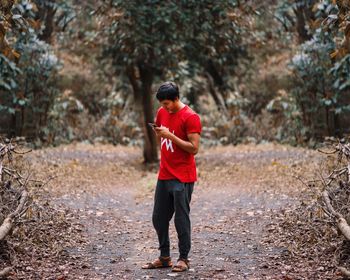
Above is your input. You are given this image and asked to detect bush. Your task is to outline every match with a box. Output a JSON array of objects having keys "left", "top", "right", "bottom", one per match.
[
  {"left": 0, "top": 19, "right": 60, "bottom": 140},
  {"left": 289, "top": 30, "right": 335, "bottom": 139}
]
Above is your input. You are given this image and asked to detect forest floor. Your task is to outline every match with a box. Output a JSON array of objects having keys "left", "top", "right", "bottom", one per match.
[{"left": 23, "top": 142, "right": 329, "bottom": 279}]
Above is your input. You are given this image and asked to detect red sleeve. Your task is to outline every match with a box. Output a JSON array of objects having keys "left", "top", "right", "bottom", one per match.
[
  {"left": 185, "top": 114, "right": 201, "bottom": 134},
  {"left": 155, "top": 108, "right": 162, "bottom": 127}
]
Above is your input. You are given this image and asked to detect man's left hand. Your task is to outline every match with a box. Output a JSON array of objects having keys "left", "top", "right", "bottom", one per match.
[{"left": 155, "top": 127, "right": 173, "bottom": 139}]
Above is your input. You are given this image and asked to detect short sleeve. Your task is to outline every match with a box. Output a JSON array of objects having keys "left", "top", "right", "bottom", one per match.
[
  {"left": 155, "top": 108, "right": 162, "bottom": 127},
  {"left": 185, "top": 114, "right": 201, "bottom": 134}
]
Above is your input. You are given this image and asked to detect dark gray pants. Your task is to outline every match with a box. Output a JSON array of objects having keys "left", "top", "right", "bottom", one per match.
[{"left": 152, "top": 179, "right": 194, "bottom": 260}]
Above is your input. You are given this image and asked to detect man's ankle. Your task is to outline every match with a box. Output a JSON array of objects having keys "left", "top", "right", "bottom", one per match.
[{"left": 160, "top": 255, "right": 170, "bottom": 259}]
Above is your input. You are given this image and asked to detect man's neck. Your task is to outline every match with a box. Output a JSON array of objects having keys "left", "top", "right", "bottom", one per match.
[{"left": 173, "top": 101, "right": 185, "bottom": 113}]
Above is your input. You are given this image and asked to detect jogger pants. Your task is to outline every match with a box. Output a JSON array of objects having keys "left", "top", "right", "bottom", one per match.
[{"left": 152, "top": 179, "right": 194, "bottom": 260}]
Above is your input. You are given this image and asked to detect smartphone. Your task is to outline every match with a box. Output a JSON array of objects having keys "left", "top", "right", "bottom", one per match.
[{"left": 148, "top": 123, "right": 158, "bottom": 128}]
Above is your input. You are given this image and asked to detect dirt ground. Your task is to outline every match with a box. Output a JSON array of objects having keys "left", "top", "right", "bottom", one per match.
[{"left": 27, "top": 142, "right": 323, "bottom": 280}]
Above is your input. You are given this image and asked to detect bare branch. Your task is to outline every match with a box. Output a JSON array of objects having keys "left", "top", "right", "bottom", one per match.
[
  {"left": 323, "top": 190, "right": 350, "bottom": 240},
  {"left": 339, "top": 266, "right": 350, "bottom": 277},
  {"left": 0, "top": 267, "right": 12, "bottom": 278},
  {"left": 0, "top": 190, "right": 28, "bottom": 241},
  {"left": 317, "top": 148, "right": 337, "bottom": 154},
  {"left": 12, "top": 149, "right": 32, "bottom": 155}
]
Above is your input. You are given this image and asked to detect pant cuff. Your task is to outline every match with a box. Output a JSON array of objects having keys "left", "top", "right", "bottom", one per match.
[{"left": 160, "top": 250, "right": 170, "bottom": 257}]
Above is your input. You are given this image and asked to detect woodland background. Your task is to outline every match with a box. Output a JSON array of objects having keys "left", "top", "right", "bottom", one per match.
[
  {"left": 3, "top": 1, "right": 350, "bottom": 279},
  {"left": 2, "top": 0, "right": 350, "bottom": 162}
]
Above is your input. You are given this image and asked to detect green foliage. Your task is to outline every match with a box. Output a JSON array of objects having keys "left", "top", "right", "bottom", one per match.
[
  {"left": 275, "top": 0, "right": 318, "bottom": 34},
  {"left": 45, "top": 93, "right": 85, "bottom": 144},
  {"left": 0, "top": 0, "right": 61, "bottom": 137},
  {"left": 287, "top": 1, "right": 350, "bottom": 139},
  {"left": 289, "top": 30, "right": 334, "bottom": 138},
  {"left": 104, "top": 0, "right": 244, "bottom": 78},
  {"left": 332, "top": 54, "right": 350, "bottom": 92},
  {"left": 0, "top": 54, "right": 21, "bottom": 114},
  {"left": 330, "top": 54, "right": 350, "bottom": 115},
  {"left": 106, "top": 0, "right": 181, "bottom": 73},
  {"left": 34, "top": 0, "right": 76, "bottom": 34}
]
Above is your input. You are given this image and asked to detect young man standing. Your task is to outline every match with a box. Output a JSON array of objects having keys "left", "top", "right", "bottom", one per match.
[{"left": 142, "top": 82, "right": 201, "bottom": 272}]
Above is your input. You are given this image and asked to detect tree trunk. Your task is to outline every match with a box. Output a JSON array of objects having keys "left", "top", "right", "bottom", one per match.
[
  {"left": 294, "top": 1, "right": 314, "bottom": 44},
  {"left": 205, "top": 60, "right": 228, "bottom": 108},
  {"left": 15, "top": 108, "right": 22, "bottom": 136},
  {"left": 138, "top": 62, "right": 158, "bottom": 163},
  {"left": 205, "top": 72, "right": 228, "bottom": 116},
  {"left": 127, "top": 64, "right": 158, "bottom": 164},
  {"left": 36, "top": 0, "right": 56, "bottom": 44},
  {"left": 205, "top": 60, "right": 224, "bottom": 89},
  {"left": 324, "top": 107, "right": 335, "bottom": 137}
]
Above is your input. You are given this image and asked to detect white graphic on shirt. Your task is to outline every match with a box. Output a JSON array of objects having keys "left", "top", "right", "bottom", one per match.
[{"left": 160, "top": 126, "right": 175, "bottom": 153}]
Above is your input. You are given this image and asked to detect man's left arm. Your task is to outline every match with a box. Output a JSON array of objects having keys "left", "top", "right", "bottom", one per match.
[
  {"left": 155, "top": 127, "right": 200, "bottom": 155},
  {"left": 171, "top": 132, "right": 200, "bottom": 155}
]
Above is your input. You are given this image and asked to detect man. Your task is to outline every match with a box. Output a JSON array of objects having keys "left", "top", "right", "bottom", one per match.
[{"left": 142, "top": 81, "right": 201, "bottom": 272}]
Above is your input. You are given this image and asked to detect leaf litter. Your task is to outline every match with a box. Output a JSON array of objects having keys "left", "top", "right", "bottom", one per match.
[{"left": 3, "top": 142, "right": 344, "bottom": 279}]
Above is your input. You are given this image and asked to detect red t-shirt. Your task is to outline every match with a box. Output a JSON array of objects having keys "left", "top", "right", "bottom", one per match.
[{"left": 155, "top": 105, "right": 201, "bottom": 183}]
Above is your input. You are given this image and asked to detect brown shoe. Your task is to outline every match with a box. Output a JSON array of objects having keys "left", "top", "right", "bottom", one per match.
[
  {"left": 172, "top": 258, "right": 189, "bottom": 272},
  {"left": 142, "top": 256, "right": 173, "bottom": 269}
]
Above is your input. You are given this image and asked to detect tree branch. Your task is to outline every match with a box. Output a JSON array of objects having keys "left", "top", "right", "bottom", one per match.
[
  {"left": 0, "top": 190, "right": 28, "bottom": 241},
  {"left": 0, "top": 267, "right": 12, "bottom": 278},
  {"left": 323, "top": 190, "right": 350, "bottom": 240},
  {"left": 339, "top": 266, "right": 350, "bottom": 277}
]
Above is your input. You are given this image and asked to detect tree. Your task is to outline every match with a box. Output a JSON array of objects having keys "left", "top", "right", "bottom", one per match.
[
  {"left": 34, "top": 0, "right": 75, "bottom": 44},
  {"left": 275, "top": 0, "right": 317, "bottom": 43},
  {"left": 284, "top": 1, "right": 350, "bottom": 139},
  {"left": 104, "top": 0, "right": 247, "bottom": 163},
  {"left": 105, "top": 0, "right": 193, "bottom": 163},
  {"left": 179, "top": 1, "right": 251, "bottom": 113}
]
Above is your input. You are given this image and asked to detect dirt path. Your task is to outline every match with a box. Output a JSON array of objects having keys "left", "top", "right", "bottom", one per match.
[{"left": 31, "top": 143, "right": 321, "bottom": 279}]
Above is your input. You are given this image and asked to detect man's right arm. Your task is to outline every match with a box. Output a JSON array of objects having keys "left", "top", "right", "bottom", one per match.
[
  {"left": 154, "top": 111, "right": 161, "bottom": 148},
  {"left": 156, "top": 134, "right": 161, "bottom": 147}
]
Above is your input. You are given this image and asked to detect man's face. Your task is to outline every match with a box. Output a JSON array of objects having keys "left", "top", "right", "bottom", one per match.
[{"left": 160, "top": 99, "right": 177, "bottom": 113}]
